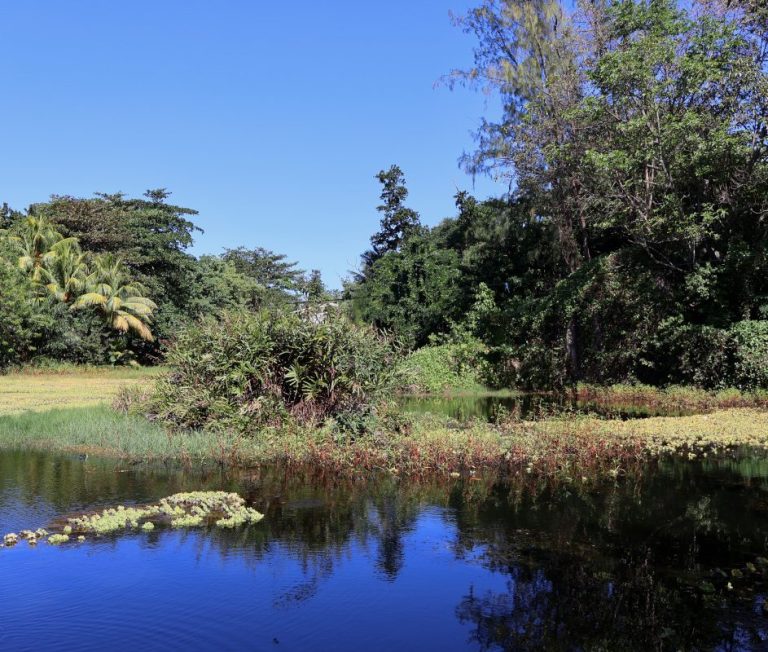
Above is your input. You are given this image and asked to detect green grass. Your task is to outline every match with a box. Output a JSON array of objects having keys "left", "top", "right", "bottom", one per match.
[
  {"left": 2, "top": 368, "right": 768, "bottom": 481},
  {"left": 3, "top": 401, "right": 768, "bottom": 483},
  {"left": 0, "top": 367, "right": 162, "bottom": 415},
  {"left": 0, "top": 405, "right": 240, "bottom": 461}
]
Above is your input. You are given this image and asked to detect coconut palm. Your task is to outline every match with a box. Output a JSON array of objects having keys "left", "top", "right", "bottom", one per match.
[
  {"left": 39, "top": 239, "right": 88, "bottom": 303},
  {"left": 5, "top": 216, "right": 76, "bottom": 283},
  {"left": 73, "top": 254, "right": 158, "bottom": 341}
]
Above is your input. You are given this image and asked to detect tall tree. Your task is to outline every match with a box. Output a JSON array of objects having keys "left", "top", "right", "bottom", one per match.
[
  {"left": 370, "top": 165, "right": 421, "bottom": 258},
  {"left": 222, "top": 246, "right": 304, "bottom": 304}
]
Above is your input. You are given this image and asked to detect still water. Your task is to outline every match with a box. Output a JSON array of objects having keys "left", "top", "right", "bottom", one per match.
[{"left": 3, "top": 449, "right": 768, "bottom": 650}]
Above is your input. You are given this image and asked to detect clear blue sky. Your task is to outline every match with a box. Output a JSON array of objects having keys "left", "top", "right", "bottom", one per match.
[{"left": 1, "top": 1, "right": 506, "bottom": 287}]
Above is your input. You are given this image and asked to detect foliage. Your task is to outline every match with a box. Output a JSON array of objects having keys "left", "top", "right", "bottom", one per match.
[
  {"left": 396, "top": 343, "right": 485, "bottom": 394},
  {"left": 151, "top": 309, "right": 399, "bottom": 433},
  {"left": 352, "top": 234, "right": 464, "bottom": 347},
  {"left": 0, "top": 254, "right": 42, "bottom": 370},
  {"left": 350, "top": 0, "right": 768, "bottom": 390},
  {"left": 369, "top": 165, "right": 422, "bottom": 260},
  {"left": 222, "top": 246, "right": 304, "bottom": 305}
]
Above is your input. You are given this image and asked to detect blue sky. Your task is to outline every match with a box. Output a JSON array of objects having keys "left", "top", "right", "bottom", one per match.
[{"left": 1, "top": 1, "right": 506, "bottom": 287}]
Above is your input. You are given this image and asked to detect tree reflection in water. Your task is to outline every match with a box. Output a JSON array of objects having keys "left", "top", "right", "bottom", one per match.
[{"left": 4, "top": 451, "right": 768, "bottom": 649}]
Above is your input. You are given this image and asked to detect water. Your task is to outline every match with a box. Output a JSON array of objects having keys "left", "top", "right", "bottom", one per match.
[
  {"left": 399, "top": 393, "right": 695, "bottom": 422},
  {"left": 3, "top": 450, "right": 768, "bottom": 650}
]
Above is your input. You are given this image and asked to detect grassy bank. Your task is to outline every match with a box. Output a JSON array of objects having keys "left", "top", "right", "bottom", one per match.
[
  {"left": 0, "top": 367, "right": 162, "bottom": 415},
  {"left": 2, "top": 369, "right": 768, "bottom": 479},
  {"left": 2, "top": 402, "right": 768, "bottom": 481}
]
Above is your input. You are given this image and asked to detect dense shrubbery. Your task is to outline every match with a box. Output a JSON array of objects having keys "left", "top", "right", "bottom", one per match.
[
  {"left": 150, "top": 310, "right": 398, "bottom": 433},
  {"left": 396, "top": 343, "right": 486, "bottom": 394}
]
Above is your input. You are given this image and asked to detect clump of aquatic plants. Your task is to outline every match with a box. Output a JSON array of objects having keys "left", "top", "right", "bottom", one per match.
[
  {"left": 1, "top": 491, "right": 263, "bottom": 547},
  {"left": 142, "top": 309, "right": 399, "bottom": 434}
]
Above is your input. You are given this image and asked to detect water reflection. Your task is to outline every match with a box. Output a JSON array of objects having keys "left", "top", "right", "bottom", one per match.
[{"left": 3, "top": 451, "right": 768, "bottom": 650}]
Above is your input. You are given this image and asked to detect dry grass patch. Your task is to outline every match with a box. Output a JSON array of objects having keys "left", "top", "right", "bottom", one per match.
[{"left": 0, "top": 367, "right": 161, "bottom": 416}]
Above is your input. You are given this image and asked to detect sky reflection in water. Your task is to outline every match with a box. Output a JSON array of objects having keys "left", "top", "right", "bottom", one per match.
[{"left": 2, "top": 449, "right": 768, "bottom": 651}]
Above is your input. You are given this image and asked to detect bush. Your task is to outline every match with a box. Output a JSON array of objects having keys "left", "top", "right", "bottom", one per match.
[
  {"left": 730, "top": 321, "right": 768, "bottom": 390},
  {"left": 397, "top": 343, "right": 486, "bottom": 394},
  {"left": 645, "top": 318, "right": 768, "bottom": 390},
  {"left": 151, "top": 309, "right": 398, "bottom": 433}
]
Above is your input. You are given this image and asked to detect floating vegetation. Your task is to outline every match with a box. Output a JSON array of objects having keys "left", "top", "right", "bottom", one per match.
[{"left": 1, "top": 491, "right": 263, "bottom": 547}]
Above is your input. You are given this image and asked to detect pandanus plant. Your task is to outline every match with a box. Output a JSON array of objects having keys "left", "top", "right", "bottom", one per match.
[{"left": 72, "top": 254, "right": 158, "bottom": 341}]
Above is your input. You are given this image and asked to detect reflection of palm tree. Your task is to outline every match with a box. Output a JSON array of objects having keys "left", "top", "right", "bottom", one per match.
[{"left": 73, "top": 254, "right": 157, "bottom": 341}]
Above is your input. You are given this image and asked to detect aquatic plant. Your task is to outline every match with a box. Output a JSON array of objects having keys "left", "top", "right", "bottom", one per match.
[{"left": 1, "top": 491, "right": 264, "bottom": 548}]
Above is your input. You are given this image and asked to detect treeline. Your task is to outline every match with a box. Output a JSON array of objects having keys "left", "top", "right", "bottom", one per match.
[
  {"left": 0, "top": 190, "right": 331, "bottom": 368},
  {"left": 348, "top": 0, "right": 768, "bottom": 390}
]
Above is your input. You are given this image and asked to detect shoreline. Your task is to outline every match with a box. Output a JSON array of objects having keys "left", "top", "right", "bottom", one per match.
[{"left": 2, "top": 403, "right": 768, "bottom": 480}]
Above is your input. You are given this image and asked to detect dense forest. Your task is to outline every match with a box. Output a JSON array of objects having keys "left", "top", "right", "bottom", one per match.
[
  {"left": 3, "top": 0, "right": 768, "bottom": 391},
  {"left": 349, "top": 0, "right": 768, "bottom": 390},
  {"left": 0, "top": 191, "right": 330, "bottom": 368}
]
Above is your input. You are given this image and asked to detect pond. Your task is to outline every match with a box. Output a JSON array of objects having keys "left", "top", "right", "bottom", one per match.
[
  {"left": 399, "top": 392, "right": 696, "bottom": 421},
  {"left": 2, "top": 449, "right": 768, "bottom": 650}
]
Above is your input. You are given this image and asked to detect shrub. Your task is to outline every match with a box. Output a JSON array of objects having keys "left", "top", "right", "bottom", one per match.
[
  {"left": 397, "top": 343, "right": 485, "bottom": 394},
  {"left": 151, "top": 309, "right": 398, "bottom": 433},
  {"left": 730, "top": 321, "right": 768, "bottom": 390},
  {"left": 645, "top": 318, "right": 768, "bottom": 390}
]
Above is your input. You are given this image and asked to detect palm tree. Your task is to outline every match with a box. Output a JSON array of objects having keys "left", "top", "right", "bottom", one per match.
[
  {"left": 6, "top": 216, "right": 76, "bottom": 283},
  {"left": 73, "top": 254, "right": 158, "bottom": 341},
  {"left": 40, "top": 239, "right": 88, "bottom": 303}
]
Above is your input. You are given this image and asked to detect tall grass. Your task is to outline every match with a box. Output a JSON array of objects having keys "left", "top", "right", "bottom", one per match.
[{"left": 0, "top": 406, "right": 244, "bottom": 462}]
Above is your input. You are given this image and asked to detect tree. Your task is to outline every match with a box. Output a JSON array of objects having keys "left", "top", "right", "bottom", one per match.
[
  {"left": 40, "top": 239, "right": 88, "bottom": 304},
  {"left": 31, "top": 189, "right": 201, "bottom": 339},
  {"left": 370, "top": 165, "right": 421, "bottom": 259},
  {"left": 301, "top": 269, "right": 327, "bottom": 301},
  {"left": 222, "top": 246, "right": 304, "bottom": 304},
  {"left": 72, "top": 254, "right": 157, "bottom": 341},
  {"left": 447, "top": 0, "right": 768, "bottom": 384},
  {"left": 186, "top": 255, "right": 264, "bottom": 315},
  {"left": 0, "top": 246, "right": 42, "bottom": 369}
]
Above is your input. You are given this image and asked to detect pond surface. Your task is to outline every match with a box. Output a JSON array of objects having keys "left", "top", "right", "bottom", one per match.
[
  {"left": 3, "top": 450, "right": 768, "bottom": 650},
  {"left": 399, "top": 393, "right": 695, "bottom": 422}
]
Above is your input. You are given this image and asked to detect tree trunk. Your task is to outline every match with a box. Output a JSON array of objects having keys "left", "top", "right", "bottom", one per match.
[{"left": 566, "top": 317, "right": 579, "bottom": 384}]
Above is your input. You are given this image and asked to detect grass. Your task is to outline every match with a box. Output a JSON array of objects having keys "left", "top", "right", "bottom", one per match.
[
  {"left": 2, "top": 401, "right": 768, "bottom": 483},
  {"left": 2, "top": 368, "right": 768, "bottom": 481},
  {"left": 396, "top": 344, "right": 486, "bottom": 394},
  {"left": 0, "top": 366, "right": 162, "bottom": 415}
]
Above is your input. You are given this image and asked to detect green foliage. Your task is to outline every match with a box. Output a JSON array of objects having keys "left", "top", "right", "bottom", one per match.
[
  {"left": 152, "top": 309, "right": 398, "bottom": 433},
  {"left": 185, "top": 255, "right": 264, "bottom": 316},
  {"left": 222, "top": 246, "right": 304, "bottom": 306},
  {"left": 369, "top": 165, "right": 422, "bottom": 259},
  {"left": 352, "top": 234, "right": 464, "bottom": 347},
  {"left": 730, "top": 321, "right": 768, "bottom": 390},
  {"left": 0, "top": 255, "right": 43, "bottom": 369},
  {"left": 396, "top": 343, "right": 486, "bottom": 394},
  {"left": 348, "top": 0, "right": 768, "bottom": 390}
]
